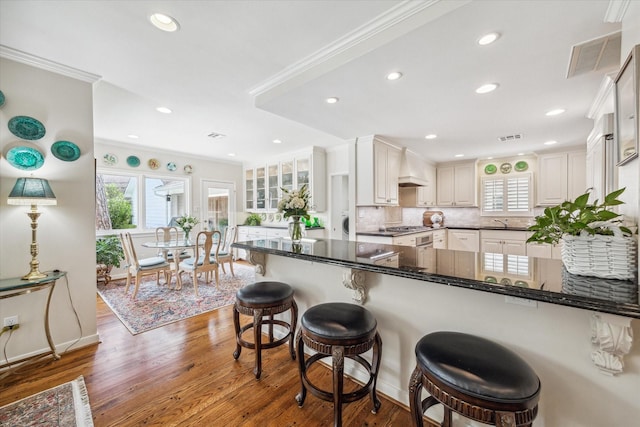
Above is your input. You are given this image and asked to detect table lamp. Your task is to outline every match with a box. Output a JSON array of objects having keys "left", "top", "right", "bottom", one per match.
[{"left": 7, "top": 177, "right": 57, "bottom": 280}]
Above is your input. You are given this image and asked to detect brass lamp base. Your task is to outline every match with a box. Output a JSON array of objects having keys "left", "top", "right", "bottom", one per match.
[{"left": 22, "top": 268, "right": 47, "bottom": 281}]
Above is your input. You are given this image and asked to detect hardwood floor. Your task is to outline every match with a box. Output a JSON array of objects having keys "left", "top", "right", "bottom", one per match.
[{"left": 0, "top": 290, "right": 416, "bottom": 426}]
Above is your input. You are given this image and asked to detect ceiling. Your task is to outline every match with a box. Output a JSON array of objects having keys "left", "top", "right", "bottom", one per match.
[{"left": 0, "top": 0, "right": 624, "bottom": 164}]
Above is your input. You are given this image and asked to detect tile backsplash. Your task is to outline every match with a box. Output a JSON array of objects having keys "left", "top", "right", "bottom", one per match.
[{"left": 357, "top": 206, "right": 537, "bottom": 231}]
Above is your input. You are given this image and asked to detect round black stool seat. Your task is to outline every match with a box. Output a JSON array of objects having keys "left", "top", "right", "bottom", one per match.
[
  {"left": 233, "top": 281, "right": 297, "bottom": 380},
  {"left": 409, "top": 331, "right": 541, "bottom": 427},
  {"left": 236, "top": 281, "right": 294, "bottom": 305},
  {"left": 296, "top": 302, "right": 382, "bottom": 427}
]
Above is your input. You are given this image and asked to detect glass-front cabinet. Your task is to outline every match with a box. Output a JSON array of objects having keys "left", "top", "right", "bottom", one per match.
[
  {"left": 268, "top": 163, "right": 279, "bottom": 210},
  {"left": 245, "top": 169, "right": 254, "bottom": 210},
  {"left": 244, "top": 146, "right": 326, "bottom": 213}
]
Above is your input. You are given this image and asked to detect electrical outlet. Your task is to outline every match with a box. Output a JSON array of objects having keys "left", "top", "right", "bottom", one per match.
[{"left": 3, "top": 316, "right": 19, "bottom": 327}]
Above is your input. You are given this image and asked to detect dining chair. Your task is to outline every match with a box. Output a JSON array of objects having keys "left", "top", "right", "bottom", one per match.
[
  {"left": 155, "top": 226, "right": 191, "bottom": 263},
  {"left": 178, "top": 230, "right": 221, "bottom": 297},
  {"left": 119, "top": 232, "right": 171, "bottom": 299},
  {"left": 216, "top": 225, "right": 237, "bottom": 277}
]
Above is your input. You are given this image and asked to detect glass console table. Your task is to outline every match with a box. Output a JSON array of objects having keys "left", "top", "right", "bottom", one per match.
[{"left": 0, "top": 270, "right": 66, "bottom": 368}]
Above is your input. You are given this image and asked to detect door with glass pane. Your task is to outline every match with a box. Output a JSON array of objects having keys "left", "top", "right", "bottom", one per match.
[
  {"left": 245, "top": 169, "right": 254, "bottom": 210},
  {"left": 256, "top": 166, "right": 266, "bottom": 210},
  {"left": 202, "top": 181, "right": 235, "bottom": 238},
  {"left": 296, "top": 158, "right": 310, "bottom": 190}
]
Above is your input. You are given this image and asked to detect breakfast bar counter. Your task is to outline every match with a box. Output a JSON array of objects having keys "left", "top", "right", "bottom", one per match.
[{"left": 232, "top": 238, "right": 640, "bottom": 426}]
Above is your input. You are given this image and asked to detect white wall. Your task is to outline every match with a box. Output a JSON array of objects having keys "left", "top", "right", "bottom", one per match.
[
  {"left": 0, "top": 57, "right": 99, "bottom": 362},
  {"left": 263, "top": 255, "right": 640, "bottom": 427}
]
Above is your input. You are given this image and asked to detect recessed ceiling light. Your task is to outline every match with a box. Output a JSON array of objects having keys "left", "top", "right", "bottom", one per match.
[
  {"left": 478, "top": 32, "right": 500, "bottom": 46},
  {"left": 127, "top": 134, "right": 139, "bottom": 139},
  {"left": 228, "top": 153, "right": 236, "bottom": 157},
  {"left": 518, "top": 152, "right": 525, "bottom": 156},
  {"left": 326, "top": 97, "right": 339, "bottom": 104},
  {"left": 546, "top": 108, "right": 566, "bottom": 116},
  {"left": 150, "top": 13, "right": 180, "bottom": 32},
  {"left": 386, "top": 71, "right": 403, "bottom": 81},
  {"left": 475, "top": 83, "right": 499, "bottom": 94},
  {"left": 424, "top": 134, "right": 437, "bottom": 140},
  {"left": 455, "top": 154, "right": 465, "bottom": 158},
  {"left": 544, "top": 140, "right": 558, "bottom": 146},
  {"left": 273, "top": 139, "right": 282, "bottom": 144},
  {"left": 156, "top": 106, "right": 172, "bottom": 114}
]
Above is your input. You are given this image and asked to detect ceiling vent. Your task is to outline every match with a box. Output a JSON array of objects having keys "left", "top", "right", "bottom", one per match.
[
  {"left": 498, "top": 133, "right": 523, "bottom": 143},
  {"left": 566, "top": 31, "right": 621, "bottom": 78},
  {"left": 208, "top": 132, "right": 226, "bottom": 140}
]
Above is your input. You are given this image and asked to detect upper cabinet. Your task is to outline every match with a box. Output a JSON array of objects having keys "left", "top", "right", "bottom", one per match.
[
  {"left": 356, "top": 136, "right": 401, "bottom": 206},
  {"left": 536, "top": 150, "right": 586, "bottom": 206},
  {"left": 244, "top": 147, "right": 326, "bottom": 212},
  {"left": 436, "top": 161, "right": 478, "bottom": 206}
]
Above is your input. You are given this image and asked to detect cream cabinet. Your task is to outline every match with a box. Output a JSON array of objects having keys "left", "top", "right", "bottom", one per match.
[
  {"left": 536, "top": 151, "right": 586, "bottom": 206},
  {"left": 436, "top": 161, "right": 477, "bottom": 206},
  {"left": 447, "top": 229, "right": 479, "bottom": 252},
  {"left": 244, "top": 147, "right": 326, "bottom": 212},
  {"left": 480, "top": 230, "right": 528, "bottom": 255},
  {"left": 417, "top": 245, "right": 436, "bottom": 273},
  {"left": 526, "top": 241, "right": 562, "bottom": 259},
  {"left": 432, "top": 229, "right": 447, "bottom": 249},
  {"left": 437, "top": 250, "right": 476, "bottom": 279},
  {"left": 356, "top": 136, "right": 402, "bottom": 206}
]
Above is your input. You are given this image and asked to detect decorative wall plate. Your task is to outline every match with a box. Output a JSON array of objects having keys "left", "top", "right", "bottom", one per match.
[
  {"left": 126, "top": 155, "right": 140, "bottom": 167},
  {"left": 500, "top": 162, "right": 512, "bottom": 174},
  {"left": 514, "top": 280, "right": 529, "bottom": 288},
  {"left": 167, "top": 161, "right": 177, "bottom": 171},
  {"left": 0, "top": 90, "right": 5, "bottom": 107},
  {"left": 51, "top": 140, "right": 80, "bottom": 161},
  {"left": 103, "top": 153, "right": 117, "bottom": 166},
  {"left": 500, "top": 278, "right": 513, "bottom": 286},
  {"left": 6, "top": 146, "right": 45, "bottom": 170},
  {"left": 8, "top": 115, "right": 46, "bottom": 140},
  {"left": 484, "top": 164, "right": 497, "bottom": 174},
  {"left": 148, "top": 158, "right": 160, "bottom": 170},
  {"left": 484, "top": 276, "right": 497, "bottom": 283},
  {"left": 514, "top": 160, "right": 528, "bottom": 172},
  {"left": 183, "top": 164, "right": 193, "bottom": 174}
]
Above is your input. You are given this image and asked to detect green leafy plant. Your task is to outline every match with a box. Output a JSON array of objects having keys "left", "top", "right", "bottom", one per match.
[
  {"left": 96, "top": 235, "right": 125, "bottom": 268},
  {"left": 527, "top": 188, "right": 633, "bottom": 244},
  {"left": 244, "top": 213, "right": 262, "bottom": 226},
  {"left": 106, "top": 183, "right": 136, "bottom": 229}
]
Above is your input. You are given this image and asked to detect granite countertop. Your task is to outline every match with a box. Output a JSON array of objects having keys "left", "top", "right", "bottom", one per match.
[{"left": 232, "top": 237, "right": 640, "bottom": 319}]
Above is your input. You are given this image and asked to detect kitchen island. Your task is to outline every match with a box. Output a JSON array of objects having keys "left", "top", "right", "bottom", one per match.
[{"left": 232, "top": 238, "right": 640, "bottom": 426}]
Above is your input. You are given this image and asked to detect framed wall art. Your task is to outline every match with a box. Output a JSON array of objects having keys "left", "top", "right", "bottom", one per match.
[{"left": 614, "top": 44, "right": 639, "bottom": 166}]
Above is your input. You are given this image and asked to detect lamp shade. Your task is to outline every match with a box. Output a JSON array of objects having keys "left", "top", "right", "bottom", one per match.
[{"left": 7, "top": 177, "right": 57, "bottom": 206}]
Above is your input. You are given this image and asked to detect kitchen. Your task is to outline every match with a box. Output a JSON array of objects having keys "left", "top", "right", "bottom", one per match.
[{"left": 1, "top": 1, "right": 640, "bottom": 426}]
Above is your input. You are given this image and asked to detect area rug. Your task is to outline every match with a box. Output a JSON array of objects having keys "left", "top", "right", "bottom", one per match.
[
  {"left": 97, "top": 263, "right": 255, "bottom": 335},
  {"left": 0, "top": 376, "right": 93, "bottom": 427}
]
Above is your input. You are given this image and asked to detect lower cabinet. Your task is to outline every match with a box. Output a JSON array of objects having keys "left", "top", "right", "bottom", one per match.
[
  {"left": 480, "top": 230, "right": 528, "bottom": 255},
  {"left": 447, "top": 229, "right": 480, "bottom": 252},
  {"left": 436, "top": 250, "right": 476, "bottom": 279},
  {"left": 237, "top": 226, "right": 326, "bottom": 259},
  {"left": 432, "top": 229, "right": 447, "bottom": 249},
  {"left": 526, "top": 241, "right": 562, "bottom": 259}
]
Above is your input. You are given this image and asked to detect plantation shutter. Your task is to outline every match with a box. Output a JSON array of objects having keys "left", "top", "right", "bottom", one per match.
[
  {"left": 507, "top": 176, "right": 530, "bottom": 212},
  {"left": 483, "top": 178, "right": 504, "bottom": 212},
  {"left": 481, "top": 173, "right": 531, "bottom": 215}
]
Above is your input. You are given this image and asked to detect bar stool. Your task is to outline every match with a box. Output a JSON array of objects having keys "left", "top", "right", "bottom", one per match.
[
  {"left": 233, "top": 281, "right": 298, "bottom": 379},
  {"left": 296, "top": 302, "right": 382, "bottom": 427},
  {"left": 409, "top": 331, "right": 541, "bottom": 427}
]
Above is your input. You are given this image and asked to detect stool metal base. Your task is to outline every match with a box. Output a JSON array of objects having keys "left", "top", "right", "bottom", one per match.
[
  {"left": 233, "top": 297, "right": 297, "bottom": 379},
  {"left": 296, "top": 329, "right": 382, "bottom": 427}
]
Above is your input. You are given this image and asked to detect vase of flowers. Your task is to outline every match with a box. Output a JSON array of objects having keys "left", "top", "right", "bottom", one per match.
[
  {"left": 278, "top": 184, "right": 311, "bottom": 244},
  {"left": 176, "top": 214, "right": 199, "bottom": 243}
]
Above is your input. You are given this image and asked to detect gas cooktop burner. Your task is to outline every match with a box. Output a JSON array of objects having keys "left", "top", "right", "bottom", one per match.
[{"left": 385, "top": 226, "right": 431, "bottom": 232}]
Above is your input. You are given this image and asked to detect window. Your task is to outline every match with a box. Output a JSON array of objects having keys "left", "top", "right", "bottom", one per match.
[
  {"left": 96, "top": 171, "right": 188, "bottom": 232},
  {"left": 481, "top": 173, "right": 532, "bottom": 216}
]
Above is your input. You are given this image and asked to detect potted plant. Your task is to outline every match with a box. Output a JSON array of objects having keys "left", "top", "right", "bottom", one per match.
[
  {"left": 527, "top": 188, "right": 636, "bottom": 280},
  {"left": 244, "top": 213, "right": 262, "bottom": 226},
  {"left": 96, "top": 235, "right": 125, "bottom": 284}
]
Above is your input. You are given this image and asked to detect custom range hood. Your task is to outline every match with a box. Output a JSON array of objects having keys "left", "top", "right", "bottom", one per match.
[{"left": 398, "top": 148, "right": 428, "bottom": 187}]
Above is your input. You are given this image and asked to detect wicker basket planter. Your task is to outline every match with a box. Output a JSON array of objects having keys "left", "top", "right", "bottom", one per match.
[{"left": 561, "top": 231, "right": 637, "bottom": 280}]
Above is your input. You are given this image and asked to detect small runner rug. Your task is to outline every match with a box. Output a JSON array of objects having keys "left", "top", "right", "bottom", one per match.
[
  {"left": 0, "top": 376, "right": 93, "bottom": 427},
  {"left": 97, "top": 263, "right": 255, "bottom": 335}
]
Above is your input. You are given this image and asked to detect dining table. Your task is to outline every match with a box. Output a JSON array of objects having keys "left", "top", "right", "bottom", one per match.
[{"left": 142, "top": 239, "right": 197, "bottom": 289}]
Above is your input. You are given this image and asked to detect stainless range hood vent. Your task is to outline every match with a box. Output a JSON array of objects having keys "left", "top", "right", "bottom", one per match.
[{"left": 398, "top": 148, "right": 428, "bottom": 187}]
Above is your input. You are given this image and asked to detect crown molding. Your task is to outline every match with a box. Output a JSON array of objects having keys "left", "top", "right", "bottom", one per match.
[
  {"left": 249, "top": 0, "right": 467, "bottom": 98},
  {"left": 604, "top": 0, "right": 629, "bottom": 23},
  {"left": 0, "top": 45, "right": 101, "bottom": 83}
]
